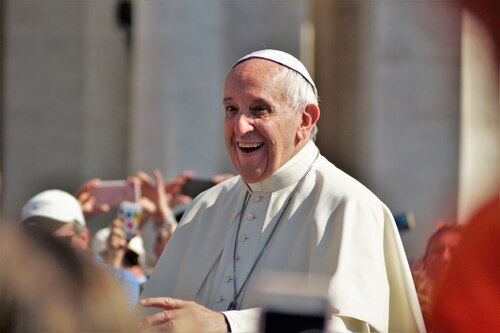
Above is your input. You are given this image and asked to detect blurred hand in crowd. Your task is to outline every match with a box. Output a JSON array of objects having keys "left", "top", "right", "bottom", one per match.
[
  {"left": 130, "top": 169, "right": 178, "bottom": 233},
  {"left": 133, "top": 170, "right": 193, "bottom": 212},
  {"left": 75, "top": 178, "right": 110, "bottom": 218},
  {"left": 103, "top": 217, "right": 128, "bottom": 268}
]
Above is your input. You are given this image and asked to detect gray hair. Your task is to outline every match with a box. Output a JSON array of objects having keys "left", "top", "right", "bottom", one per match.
[
  {"left": 73, "top": 221, "right": 86, "bottom": 235},
  {"left": 279, "top": 69, "right": 319, "bottom": 141}
]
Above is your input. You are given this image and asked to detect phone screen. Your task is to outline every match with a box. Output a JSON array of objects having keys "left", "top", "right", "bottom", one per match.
[{"left": 92, "top": 181, "right": 140, "bottom": 207}]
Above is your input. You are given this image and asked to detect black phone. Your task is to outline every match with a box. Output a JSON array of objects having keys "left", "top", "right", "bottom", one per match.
[
  {"left": 261, "top": 295, "right": 328, "bottom": 333},
  {"left": 181, "top": 178, "right": 216, "bottom": 197},
  {"left": 256, "top": 273, "right": 329, "bottom": 333}
]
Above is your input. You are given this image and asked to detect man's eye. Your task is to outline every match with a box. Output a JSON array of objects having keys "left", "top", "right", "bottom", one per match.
[
  {"left": 252, "top": 105, "right": 267, "bottom": 111},
  {"left": 225, "top": 105, "right": 238, "bottom": 113},
  {"left": 251, "top": 105, "right": 269, "bottom": 116}
]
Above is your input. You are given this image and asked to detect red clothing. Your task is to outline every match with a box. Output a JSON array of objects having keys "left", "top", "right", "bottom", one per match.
[{"left": 431, "top": 196, "right": 500, "bottom": 332}]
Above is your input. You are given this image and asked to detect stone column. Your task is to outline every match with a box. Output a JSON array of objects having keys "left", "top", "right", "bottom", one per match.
[
  {"left": 2, "top": 0, "right": 129, "bottom": 222},
  {"left": 458, "top": 12, "right": 499, "bottom": 223},
  {"left": 314, "top": 0, "right": 462, "bottom": 259},
  {"left": 129, "top": 1, "right": 228, "bottom": 180}
]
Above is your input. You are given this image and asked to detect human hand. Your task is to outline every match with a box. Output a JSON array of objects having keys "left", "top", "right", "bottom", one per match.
[
  {"left": 154, "top": 169, "right": 174, "bottom": 225},
  {"left": 103, "top": 218, "right": 128, "bottom": 267},
  {"left": 131, "top": 170, "right": 192, "bottom": 209},
  {"left": 130, "top": 170, "right": 178, "bottom": 229},
  {"left": 164, "top": 170, "right": 194, "bottom": 208},
  {"left": 75, "top": 178, "right": 110, "bottom": 218},
  {"left": 139, "top": 297, "right": 228, "bottom": 333}
]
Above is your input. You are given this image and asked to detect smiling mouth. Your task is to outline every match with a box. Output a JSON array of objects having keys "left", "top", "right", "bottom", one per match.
[{"left": 238, "top": 142, "right": 264, "bottom": 153}]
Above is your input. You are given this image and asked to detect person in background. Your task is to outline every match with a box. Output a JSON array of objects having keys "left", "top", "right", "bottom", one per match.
[
  {"left": 431, "top": 196, "right": 499, "bottom": 332},
  {"left": 91, "top": 201, "right": 149, "bottom": 289},
  {"left": 20, "top": 189, "right": 140, "bottom": 307},
  {"left": 410, "top": 224, "right": 463, "bottom": 328},
  {"left": 0, "top": 222, "right": 139, "bottom": 333},
  {"left": 92, "top": 224, "right": 148, "bottom": 285},
  {"left": 139, "top": 49, "right": 425, "bottom": 333}
]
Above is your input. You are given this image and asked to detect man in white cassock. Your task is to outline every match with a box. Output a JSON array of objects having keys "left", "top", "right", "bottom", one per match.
[{"left": 139, "top": 49, "right": 425, "bottom": 333}]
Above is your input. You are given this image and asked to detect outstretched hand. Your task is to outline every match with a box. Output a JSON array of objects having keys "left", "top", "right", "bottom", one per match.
[
  {"left": 75, "top": 178, "right": 110, "bottom": 218},
  {"left": 133, "top": 170, "right": 193, "bottom": 211},
  {"left": 139, "top": 297, "right": 228, "bottom": 333}
]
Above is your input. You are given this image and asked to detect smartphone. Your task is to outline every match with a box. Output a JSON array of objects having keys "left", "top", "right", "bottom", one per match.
[
  {"left": 254, "top": 273, "right": 330, "bottom": 333},
  {"left": 91, "top": 180, "right": 140, "bottom": 208},
  {"left": 261, "top": 295, "right": 329, "bottom": 333},
  {"left": 181, "top": 178, "right": 216, "bottom": 197},
  {"left": 117, "top": 201, "right": 142, "bottom": 240}
]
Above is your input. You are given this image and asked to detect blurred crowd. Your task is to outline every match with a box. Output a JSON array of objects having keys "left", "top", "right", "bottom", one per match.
[
  {"left": 0, "top": 169, "right": 232, "bottom": 332},
  {"left": 1, "top": 167, "right": 497, "bottom": 332}
]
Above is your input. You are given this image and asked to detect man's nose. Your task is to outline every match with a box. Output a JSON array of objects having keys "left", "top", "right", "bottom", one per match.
[
  {"left": 443, "top": 247, "right": 452, "bottom": 261},
  {"left": 234, "top": 113, "right": 254, "bottom": 135}
]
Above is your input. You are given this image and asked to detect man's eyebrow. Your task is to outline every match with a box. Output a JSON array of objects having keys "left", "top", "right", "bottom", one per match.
[{"left": 223, "top": 97, "right": 270, "bottom": 105}]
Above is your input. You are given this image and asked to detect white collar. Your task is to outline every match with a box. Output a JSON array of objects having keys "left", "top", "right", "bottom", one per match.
[{"left": 246, "top": 141, "right": 319, "bottom": 193}]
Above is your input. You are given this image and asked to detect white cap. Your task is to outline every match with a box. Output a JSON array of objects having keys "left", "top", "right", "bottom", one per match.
[
  {"left": 91, "top": 227, "right": 146, "bottom": 265},
  {"left": 21, "top": 189, "right": 86, "bottom": 227},
  {"left": 234, "top": 49, "right": 317, "bottom": 94}
]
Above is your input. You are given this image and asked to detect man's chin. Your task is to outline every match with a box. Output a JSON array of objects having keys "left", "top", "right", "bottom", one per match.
[{"left": 238, "top": 169, "right": 266, "bottom": 184}]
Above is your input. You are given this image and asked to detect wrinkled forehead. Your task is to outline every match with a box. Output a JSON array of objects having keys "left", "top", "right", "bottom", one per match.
[{"left": 225, "top": 58, "right": 288, "bottom": 90}]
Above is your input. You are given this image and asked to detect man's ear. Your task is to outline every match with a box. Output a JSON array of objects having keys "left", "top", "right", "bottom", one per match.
[
  {"left": 79, "top": 227, "right": 91, "bottom": 248},
  {"left": 297, "top": 104, "right": 320, "bottom": 141}
]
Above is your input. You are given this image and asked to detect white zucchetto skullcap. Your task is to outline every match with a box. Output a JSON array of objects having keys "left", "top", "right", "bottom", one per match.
[{"left": 234, "top": 49, "right": 317, "bottom": 94}]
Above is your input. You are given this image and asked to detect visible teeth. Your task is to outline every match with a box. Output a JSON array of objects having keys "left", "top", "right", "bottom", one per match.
[{"left": 238, "top": 142, "right": 262, "bottom": 148}]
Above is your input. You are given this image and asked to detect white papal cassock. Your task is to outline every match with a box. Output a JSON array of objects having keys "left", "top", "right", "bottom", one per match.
[{"left": 141, "top": 141, "right": 425, "bottom": 332}]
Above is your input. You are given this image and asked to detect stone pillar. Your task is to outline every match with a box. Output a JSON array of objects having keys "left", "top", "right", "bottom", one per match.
[
  {"left": 130, "top": 1, "right": 228, "bottom": 179},
  {"left": 458, "top": 12, "right": 499, "bottom": 223},
  {"left": 314, "top": 0, "right": 462, "bottom": 259},
  {"left": 2, "top": 0, "right": 86, "bottom": 220},
  {"left": 2, "top": 0, "right": 129, "bottom": 222}
]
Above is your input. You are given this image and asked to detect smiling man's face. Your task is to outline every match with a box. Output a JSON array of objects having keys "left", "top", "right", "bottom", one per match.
[{"left": 223, "top": 59, "right": 305, "bottom": 184}]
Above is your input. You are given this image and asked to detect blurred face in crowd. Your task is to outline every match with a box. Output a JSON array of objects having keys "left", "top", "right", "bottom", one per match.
[
  {"left": 52, "top": 222, "right": 89, "bottom": 251},
  {"left": 424, "top": 229, "right": 462, "bottom": 280},
  {"left": 224, "top": 59, "right": 312, "bottom": 183}
]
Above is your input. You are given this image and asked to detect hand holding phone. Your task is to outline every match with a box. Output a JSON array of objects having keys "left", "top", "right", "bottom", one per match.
[{"left": 117, "top": 201, "right": 142, "bottom": 240}]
